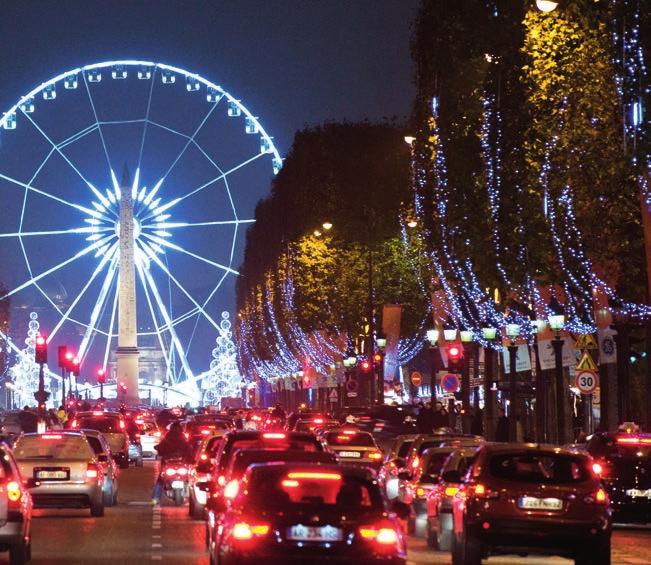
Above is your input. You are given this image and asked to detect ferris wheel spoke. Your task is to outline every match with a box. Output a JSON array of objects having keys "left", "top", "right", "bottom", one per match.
[
  {"left": 0, "top": 172, "right": 107, "bottom": 219},
  {"left": 143, "top": 218, "right": 254, "bottom": 230},
  {"left": 139, "top": 240, "right": 220, "bottom": 330},
  {"left": 82, "top": 72, "right": 113, "bottom": 173},
  {"left": 159, "top": 101, "right": 220, "bottom": 182},
  {"left": 101, "top": 276, "right": 120, "bottom": 371},
  {"left": 78, "top": 250, "right": 120, "bottom": 361},
  {"left": 0, "top": 226, "right": 112, "bottom": 238},
  {"left": 46, "top": 243, "right": 118, "bottom": 343},
  {"left": 0, "top": 234, "right": 114, "bottom": 301},
  {"left": 200, "top": 272, "right": 229, "bottom": 311},
  {"left": 142, "top": 233, "right": 238, "bottom": 276},
  {"left": 139, "top": 260, "right": 194, "bottom": 383},
  {"left": 58, "top": 123, "right": 100, "bottom": 150},
  {"left": 137, "top": 67, "right": 157, "bottom": 171}
]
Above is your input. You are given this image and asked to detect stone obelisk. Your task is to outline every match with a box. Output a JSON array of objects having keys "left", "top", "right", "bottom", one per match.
[{"left": 115, "top": 164, "right": 140, "bottom": 403}]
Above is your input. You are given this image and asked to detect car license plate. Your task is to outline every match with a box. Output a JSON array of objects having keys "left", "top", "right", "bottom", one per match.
[
  {"left": 518, "top": 496, "right": 563, "bottom": 511},
  {"left": 171, "top": 480, "right": 185, "bottom": 489},
  {"left": 338, "top": 451, "right": 361, "bottom": 458},
  {"left": 626, "top": 488, "right": 651, "bottom": 499},
  {"left": 36, "top": 469, "right": 68, "bottom": 480},
  {"left": 287, "top": 524, "right": 342, "bottom": 541}
]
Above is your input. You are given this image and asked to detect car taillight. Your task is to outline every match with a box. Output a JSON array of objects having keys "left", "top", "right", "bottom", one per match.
[
  {"left": 263, "top": 432, "right": 286, "bottom": 439},
  {"left": 223, "top": 479, "right": 239, "bottom": 499},
  {"left": 200, "top": 453, "right": 209, "bottom": 461},
  {"left": 119, "top": 420, "right": 125, "bottom": 430},
  {"left": 411, "top": 456, "right": 419, "bottom": 469},
  {"left": 444, "top": 486, "right": 459, "bottom": 497},
  {"left": 359, "top": 525, "right": 399, "bottom": 545},
  {"left": 368, "top": 451, "right": 383, "bottom": 461},
  {"left": 585, "top": 488, "right": 608, "bottom": 504},
  {"left": 86, "top": 464, "right": 99, "bottom": 479},
  {"left": 183, "top": 432, "right": 190, "bottom": 439},
  {"left": 232, "top": 522, "right": 270, "bottom": 540},
  {"left": 471, "top": 483, "right": 498, "bottom": 499},
  {"left": 217, "top": 475, "right": 226, "bottom": 486},
  {"left": 201, "top": 429, "right": 211, "bottom": 435},
  {"left": 165, "top": 468, "right": 176, "bottom": 477},
  {"left": 71, "top": 420, "right": 78, "bottom": 429},
  {"left": 42, "top": 434, "right": 63, "bottom": 440},
  {"left": 177, "top": 467, "right": 188, "bottom": 476},
  {"left": 6, "top": 481, "right": 22, "bottom": 503},
  {"left": 592, "top": 462, "right": 603, "bottom": 476}
]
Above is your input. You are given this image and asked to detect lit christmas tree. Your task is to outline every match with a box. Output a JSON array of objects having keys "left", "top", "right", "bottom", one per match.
[
  {"left": 201, "top": 312, "right": 244, "bottom": 405},
  {"left": 9, "top": 312, "right": 51, "bottom": 408}
]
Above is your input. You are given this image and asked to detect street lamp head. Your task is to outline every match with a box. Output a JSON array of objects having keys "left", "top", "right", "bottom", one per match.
[
  {"left": 547, "top": 297, "right": 565, "bottom": 330},
  {"left": 482, "top": 326, "right": 497, "bottom": 340},
  {"left": 313, "top": 229, "right": 322, "bottom": 237},
  {"left": 406, "top": 219, "right": 418, "bottom": 228},
  {"left": 322, "top": 221, "right": 333, "bottom": 231},
  {"left": 443, "top": 328, "right": 457, "bottom": 342},
  {"left": 460, "top": 329, "right": 474, "bottom": 343},
  {"left": 375, "top": 332, "right": 387, "bottom": 350},
  {"left": 426, "top": 328, "right": 440, "bottom": 346},
  {"left": 404, "top": 135, "right": 416, "bottom": 146},
  {"left": 533, "top": 318, "right": 547, "bottom": 333},
  {"left": 536, "top": 0, "right": 558, "bottom": 12},
  {"left": 505, "top": 323, "right": 521, "bottom": 339}
]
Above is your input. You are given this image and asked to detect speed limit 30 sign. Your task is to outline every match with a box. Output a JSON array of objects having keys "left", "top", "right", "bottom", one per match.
[{"left": 575, "top": 370, "right": 598, "bottom": 394}]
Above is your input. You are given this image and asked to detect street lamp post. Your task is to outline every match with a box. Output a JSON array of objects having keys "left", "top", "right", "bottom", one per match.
[
  {"left": 532, "top": 318, "right": 548, "bottom": 443},
  {"left": 443, "top": 324, "right": 458, "bottom": 427},
  {"left": 506, "top": 322, "right": 521, "bottom": 442},
  {"left": 460, "top": 329, "right": 473, "bottom": 434},
  {"left": 375, "top": 332, "right": 387, "bottom": 405},
  {"left": 548, "top": 298, "right": 566, "bottom": 444},
  {"left": 482, "top": 325, "right": 497, "bottom": 440},
  {"left": 426, "top": 329, "right": 440, "bottom": 403}
]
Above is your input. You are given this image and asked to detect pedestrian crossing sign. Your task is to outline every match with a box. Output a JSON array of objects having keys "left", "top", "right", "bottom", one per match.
[
  {"left": 575, "top": 334, "right": 598, "bottom": 350},
  {"left": 576, "top": 351, "right": 598, "bottom": 371}
]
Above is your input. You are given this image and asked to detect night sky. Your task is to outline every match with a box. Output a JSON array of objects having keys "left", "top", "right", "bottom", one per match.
[{"left": 0, "top": 0, "right": 417, "bottom": 375}]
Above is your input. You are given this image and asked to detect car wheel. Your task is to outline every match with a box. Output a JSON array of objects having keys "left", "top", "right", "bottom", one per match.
[
  {"left": 575, "top": 536, "right": 611, "bottom": 565},
  {"left": 173, "top": 489, "right": 184, "bottom": 506},
  {"left": 438, "top": 526, "right": 453, "bottom": 552},
  {"left": 9, "top": 543, "right": 27, "bottom": 565},
  {"left": 460, "top": 532, "right": 482, "bottom": 565},
  {"left": 451, "top": 535, "right": 463, "bottom": 565},
  {"left": 90, "top": 499, "right": 105, "bottom": 517},
  {"left": 112, "top": 488, "right": 119, "bottom": 506},
  {"left": 426, "top": 520, "right": 439, "bottom": 549}
]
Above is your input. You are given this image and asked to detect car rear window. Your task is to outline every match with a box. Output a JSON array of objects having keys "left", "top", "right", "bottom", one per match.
[
  {"left": 488, "top": 452, "right": 591, "bottom": 484},
  {"left": 15, "top": 435, "right": 93, "bottom": 460},
  {"left": 324, "top": 431, "right": 376, "bottom": 447},
  {"left": 219, "top": 436, "right": 320, "bottom": 471},
  {"left": 78, "top": 417, "right": 121, "bottom": 433},
  {"left": 245, "top": 469, "right": 382, "bottom": 511},
  {"left": 424, "top": 452, "right": 453, "bottom": 477},
  {"left": 397, "top": 440, "right": 414, "bottom": 459}
]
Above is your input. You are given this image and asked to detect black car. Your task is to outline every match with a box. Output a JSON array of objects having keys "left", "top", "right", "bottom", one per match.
[
  {"left": 586, "top": 432, "right": 651, "bottom": 522},
  {"left": 208, "top": 462, "right": 409, "bottom": 565}
]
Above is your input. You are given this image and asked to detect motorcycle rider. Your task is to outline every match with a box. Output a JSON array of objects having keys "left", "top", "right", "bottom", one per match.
[{"left": 152, "top": 422, "right": 193, "bottom": 505}]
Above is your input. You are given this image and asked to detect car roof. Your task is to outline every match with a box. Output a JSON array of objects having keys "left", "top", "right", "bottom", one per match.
[
  {"left": 76, "top": 411, "right": 122, "bottom": 418},
  {"left": 232, "top": 449, "right": 335, "bottom": 465},
  {"left": 245, "top": 461, "right": 375, "bottom": 481},
  {"left": 479, "top": 443, "right": 590, "bottom": 457},
  {"left": 227, "top": 430, "right": 317, "bottom": 440}
]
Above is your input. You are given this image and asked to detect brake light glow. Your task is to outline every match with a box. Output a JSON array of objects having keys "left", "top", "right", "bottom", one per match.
[
  {"left": 343, "top": 429, "right": 357, "bottom": 435},
  {"left": 200, "top": 453, "right": 208, "bottom": 461},
  {"left": 86, "top": 464, "right": 99, "bottom": 479},
  {"left": 281, "top": 479, "right": 299, "bottom": 488},
  {"left": 42, "top": 434, "right": 63, "bottom": 440},
  {"left": 223, "top": 479, "right": 239, "bottom": 499},
  {"left": 165, "top": 468, "right": 177, "bottom": 477},
  {"left": 135, "top": 419, "right": 144, "bottom": 425},
  {"left": 474, "top": 484, "right": 486, "bottom": 496},
  {"left": 445, "top": 486, "right": 459, "bottom": 497},
  {"left": 201, "top": 429, "right": 211, "bottom": 435},
  {"left": 6, "top": 481, "right": 21, "bottom": 502},
  {"left": 411, "top": 456, "right": 420, "bottom": 469},
  {"left": 119, "top": 420, "right": 125, "bottom": 430},
  {"left": 359, "top": 526, "right": 399, "bottom": 545},
  {"left": 71, "top": 420, "right": 78, "bottom": 429},
  {"left": 92, "top": 411, "right": 103, "bottom": 416},
  {"left": 368, "top": 451, "right": 382, "bottom": 460},
  {"left": 153, "top": 431, "right": 161, "bottom": 438},
  {"left": 596, "top": 488, "right": 607, "bottom": 503},
  {"left": 263, "top": 432, "right": 286, "bottom": 439},
  {"left": 617, "top": 436, "right": 651, "bottom": 445},
  {"left": 286, "top": 472, "right": 342, "bottom": 481},
  {"left": 336, "top": 435, "right": 351, "bottom": 441},
  {"left": 313, "top": 418, "right": 324, "bottom": 424},
  {"left": 592, "top": 462, "right": 603, "bottom": 476},
  {"left": 416, "top": 487, "right": 425, "bottom": 497},
  {"left": 217, "top": 475, "right": 226, "bottom": 486},
  {"left": 177, "top": 467, "right": 188, "bottom": 476},
  {"left": 232, "top": 522, "right": 269, "bottom": 540}
]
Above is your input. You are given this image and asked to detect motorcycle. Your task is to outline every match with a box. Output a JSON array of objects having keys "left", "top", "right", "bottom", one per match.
[{"left": 160, "top": 458, "right": 190, "bottom": 506}]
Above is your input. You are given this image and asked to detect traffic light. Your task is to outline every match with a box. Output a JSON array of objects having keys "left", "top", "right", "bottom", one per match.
[
  {"left": 360, "top": 359, "right": 371, "bottom": 372},
  {"left": 447, "top": 344, "right": 463, "bottom": 373},
  {"left": 35, "top": 335, "right": 48, "bottom": 364},
  {"left": 97, "top": 368, "right": 106, "bottom": 385},
  {"left": 57, "top": 345, "right": 68, "bottom": 368},
  {"left": 373, "top": 352, "right": 384, "bottom": 366},
  {"left": 70, "top": 357, "right": 80, "bottom": 376}
]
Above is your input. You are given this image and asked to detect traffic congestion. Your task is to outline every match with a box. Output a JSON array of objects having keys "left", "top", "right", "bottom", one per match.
[{"left": 0, "top": 403, "right": 649, "bottom": 564}]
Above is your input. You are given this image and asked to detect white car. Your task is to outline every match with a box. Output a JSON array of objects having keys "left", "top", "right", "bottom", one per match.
[{"left": 135, "top": 420, "right": 161, "bottom": 459}]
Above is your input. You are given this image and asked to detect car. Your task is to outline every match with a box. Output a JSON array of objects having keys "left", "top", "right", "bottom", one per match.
[
  {"left": 0, "top": 442, "right": 32, "bottom": 565},
  {"left": 399, "top": 446, "right": 458, "bottom": 535},
  {"left": 134, "top": 419, "right": 161, "bottom": 459},
  {"left": 321, "top": 429, "right": 384, "bottom": 470},
  {"left": 188, "top": 435, "right": 226, "bottom": 519},
  {"left": 425, "top": 446, "right": 479, "bottom": 550},
  {"left": 585, "top": 431, "right": 651, "bottom": 522},
  {"left": 80, "top": 429, "right": 119, "bottom": 507},
  {"left": 0, "top": 411, "right": 23, "bottom": 438},
  {"left": 70, "top": 411, "right": 130, "bottom": 469},
  {"left": 183, "top": 416, "right": 233, "bottom": 449},
  {"left": 379, "top": 434, "right": 418, "bottom": 500},
  {"left": 293, "top": 417, "right": 338, "bottom": 433},
  {"left": 13, "top": 432, "right": 106, "bottom": 517},
  {"left": 207, "top": 462, "right": 409, "bottom": 565},
  {"left": 286, "top": 410, "right": 331, "bottom": 431},
  {"left": 451, "top": 443, "right": 612, "bottom": 565}
]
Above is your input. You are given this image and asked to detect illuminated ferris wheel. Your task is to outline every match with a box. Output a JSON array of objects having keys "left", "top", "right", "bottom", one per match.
[{"left": 0, "top": 60, "right": 281, "bottom": 390}]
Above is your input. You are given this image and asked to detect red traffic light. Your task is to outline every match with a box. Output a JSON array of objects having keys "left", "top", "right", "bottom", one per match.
[
  {"left": 97, "top": 368, "right": 106, "bottom": 384},
  {"left": 70, "top": 357, "right": 80, "bottom": 376},
  {"left": 35, "top": 334, "right": 48, "bottom": 364},
  {"left": 448, "top": 345, "right": 461, "bottom": 359},
  {"left": 36, "top": 335, "right": 46, "bottom": 346},
  {"left": 360, "top": 360, "right": 371, "bottom": 371},
  {"left": 373, "top": 353, "right": 383, "bottom": 363}
]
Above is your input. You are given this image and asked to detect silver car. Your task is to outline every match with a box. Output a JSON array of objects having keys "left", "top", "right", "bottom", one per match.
[
  {"left": 80, "top": 429, "right": 119, "bottom": 507},
  {"left": 13, "top": 432, "right": 105, "bottom": 517}
]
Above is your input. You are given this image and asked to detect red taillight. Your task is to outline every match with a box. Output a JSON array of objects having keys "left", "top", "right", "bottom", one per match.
[
  {"left": 165, "top": 468, "right": 176, "bottom": 477},
  {"left": 200, "top": 453, "right": 209, "bottom": 461},
  {"left": 585, "top": 488, "right": 608, "bottom": 504},
  {"left": 42, "top": 434, "right": 63, "bottom": 440},
  {"left": 263, "top": 432, "right": 286, "bottom": 439},
  {"left": 183, "top": 432, "right": 190, "bottom": 439},
  {"left": 359, "top": 525, "right": 399, "bottom": 545},
  {"left": 92, "top": 411, "right": 104, "bottom": 416},
  {"left": 444, "top": 486, "right": 459, "bottom": 497},
  {"left": 368, "top": 451, "right": 383, "bottom": 461},
  {"left": 119, "top": 420, "right": 125, "bottom": 430},
  {"left": 217, "top": 475, "right": 226, "bottom": 486},
  {"left": 336, "top": 435, "right": 351, "bottom": 441},
  {"left": 617, "top": 436, "right": 651, "bottom": 445},
  {"left": 71, "top": 420, "right": 78, "bottom": 429},
  {"left": 200, "top": 429, "right": 211, "bottom": 435},
  {"left": 592, "top": 462, "right": 603, "bottom": 476},
  {"left": 232, "top": 522, "right": 269, "bottom": 540},
  {"left": 471, "top": 483, "right": 498, "bottom": 499},
  {"left": 223, "top": 479, "right": 239, "bottom": 499},
  {"left": 411, "top": 456, "right": 420, "bottom": 469},
  {"left": 313, "top": 418, "right": 324, "bottom": 424},
  {"left": 6, "top": 481, "right": 22, "bottom": 503},
  {"left": 86, "top": 464, "right": 99, "bottom": 479},
  {"left": 154, "top": 431, "right": 161, "bottom": 437}
]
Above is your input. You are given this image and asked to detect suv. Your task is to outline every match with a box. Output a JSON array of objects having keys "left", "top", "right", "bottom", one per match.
[
  {"left": 451, "top": 444, "right": 611, "bottom": 565},
  {"left": 71, "top": 411, "right": 129, "bottom": 469},
  {"left": 586, "top": 432, "right": 651, "bottom": 522}
]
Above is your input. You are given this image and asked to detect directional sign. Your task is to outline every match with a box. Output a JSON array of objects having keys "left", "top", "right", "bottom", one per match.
[
  {"left": 575, "top": 370, "right": 598, "bottom": 394},
  {"left": 576, "top": 351, "right": 598, "bottom": 371},
  {"left": 411, "top": 371, "right": 422, "bottom": 387},
  {"left": 441, "top": 373, "right": 460, "bottom": 393},
  {"left": 576, "top": 334, "right": 598, "bottom": 350}
]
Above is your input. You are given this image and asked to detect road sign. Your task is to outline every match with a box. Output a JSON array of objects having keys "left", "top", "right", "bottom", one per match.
[
  {"left": 576, "top": 334, "right": 598, "bottom": 350},
  {"left": 346, "top": 391, "right": 358, "bottom": 398},
  {"left": 411, "top": 371, "right": 422, "bottom": 387},
  {"left": 576, "top": 351, "right": 598, "bottom": 371},
  {"left": 575, "top": 370, "right": 598, "bottom": 394},
  {"left": 441, "top": 373, "right": 460, "bottom": 393},
  {"left": 329, "top": 388, "right": 338, "bottom": 402},
  {"left": 346, "top": 378, "right": 358, "bottom": 392}
]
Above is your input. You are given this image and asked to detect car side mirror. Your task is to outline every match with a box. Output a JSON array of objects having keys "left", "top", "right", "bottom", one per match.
[
  {"left": 397, "top": 471, "right": 411, "bottom": 481},
  {"left": 207, "top": 495, "right": 227, "bottom": 513},
  {"left": 390, "top": 500, "right": 411, "bottom": 520},
  {"left": 196, "top": 480, "right": 215, "bottom": 493},
  {"left": 98, "top": 454, "right": 109, "bottom": 463},
  {"left": 442, "top": 470, "right": 462, "bottom": 483}
]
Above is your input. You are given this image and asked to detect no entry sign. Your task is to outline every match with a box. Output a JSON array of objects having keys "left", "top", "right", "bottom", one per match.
[
  {"left": 575, "top": 370, "right": 598, "bottom": 394},
  {"left": 411, "top": 371, "right": 422, "bottom": 387},
  {"left": 441, "top": 373, "right": 460, "bottom": 393}
]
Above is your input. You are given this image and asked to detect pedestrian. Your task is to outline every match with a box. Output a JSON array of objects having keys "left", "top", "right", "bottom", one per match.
[
  {"left": 18, "top": 406, "right": 38, "bottom": 433},
  {"left": 416, "top": 402, "right": 435, "bottom": 434},
  {"left": 495, "top": 408, "right": 509, "bottom": 442},
  {"left": 56, "top": 405, "right": 67, "bottom": 425},
  {"left": 433, "top": 402, "right": 448, "bottom": 429},
  {"left": 471, "top": 406, "right": 483, "bottom": 436}
]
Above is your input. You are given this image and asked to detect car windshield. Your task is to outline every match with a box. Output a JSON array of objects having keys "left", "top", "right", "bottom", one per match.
[
  {"left": 15, "top": 435, "right": 93, "bottom": 460},
  {"left": 324, "top": 432, "right": 376, "bottom": 447},
  {"left": 397, "top": 440, "right": 414, "bottom": 459},
  {"left": 78, "top": 417, "right": 121, "bottom": 433},
  {"left": 244, "top": 468, "right": 382, "bottom": 511},
  {"left": 488, "top": 452, "right": 591, "bottom": 484}
]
